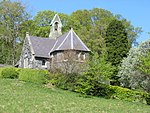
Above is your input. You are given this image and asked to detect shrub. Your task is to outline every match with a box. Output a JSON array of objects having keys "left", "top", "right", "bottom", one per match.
[
  {"left": 49, "top": 73, "right": 79, "bottom": 91},
  {"left": 19, "top": 68, "right": 49, "bottom": 84},
  {"left": 145, "top": 94, "right": 150, "bottom": 105},
  {"left": 1, "top": 67, "right": 19, "bottom": 79},
  {"left": 75, "top": 78, "right": 150, "bottom": 105},
  {"left": 118, "top": 40, "right": 150, "bottom": 91},
  {"left": 0, "top": 68, "right": 4, "bottom": 78},
  {"left": 111, "top": 86, "right": 148, "bottom": 103}
]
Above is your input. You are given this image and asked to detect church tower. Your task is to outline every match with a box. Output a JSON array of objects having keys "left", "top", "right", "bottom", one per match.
[{"left": 49, "top": 14, "right": 62, "bottom": 39}]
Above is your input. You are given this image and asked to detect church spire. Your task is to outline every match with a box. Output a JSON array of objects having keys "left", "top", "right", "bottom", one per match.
[{"left": 49, "top": 14, "right": 62, "bottom": 39}]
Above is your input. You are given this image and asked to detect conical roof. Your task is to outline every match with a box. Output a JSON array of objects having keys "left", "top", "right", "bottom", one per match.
[{"left": 50, "top": 28, "right": 90, "bottom": 53}]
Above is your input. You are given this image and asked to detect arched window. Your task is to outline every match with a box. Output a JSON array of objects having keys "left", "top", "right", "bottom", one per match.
[{"left": 54, "top": 22, "right": 59, "bottom": 31}]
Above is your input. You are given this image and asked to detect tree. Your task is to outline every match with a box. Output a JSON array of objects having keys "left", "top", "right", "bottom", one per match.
[
  {"left": 137, "top": 52, "right": 150, "bottom": 92},
  {"left": 67, "top": 8, "right": 141, "bottom": 57},
  {"left": 118, "top": 39, "right": 150, "bottom": 91},
  {"left": 19, "top": 20, "right": 37, "bottom": 39},
  {"left": 33, "top": 10, "right": 69, "bottom": 37},
  {"left": 74, "top": 53, "right": 114, "bottom": 95},
  {"left": 84, "top": 53, "right": 115, "bottom": 84},
  {"left": 105, "top": 19, "right": 130, "bottom": 67},
  {"left": 0, "top": 0, "right": 30, "bottom": 65}
]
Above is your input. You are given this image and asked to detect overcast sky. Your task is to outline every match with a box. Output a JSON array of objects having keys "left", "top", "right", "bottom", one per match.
[{"left": 23, "top": 0, "right": 150, "bottom": 43}]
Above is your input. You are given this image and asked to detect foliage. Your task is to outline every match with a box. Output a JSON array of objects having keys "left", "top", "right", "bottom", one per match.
[
  {"left": 32, "top": 10, "right": 69, "bottom": 37},
  {"left": 137, "top": 52, "right": 150, "bottom": 92},
  {"left": 118, "top": 39, "right": 150, "bottom": 91},
  {"left": 1, "top": 79, "right": 150, "bottom": 113},
  {"left": 0, "top": 0, "right": 30, "bottom": 65},
  {"left": 138, "top": 52, "right": 150, "bottom": 75},
  {"left": 50, "top": 53, "right": 114, "bottom": 95},
  {"left": 19, "top": 68, "right": 49, "bottom": 84},
  {"left": 49, "top": 72, "right": 80, "bottom": 91},
  {"left": 74, "top": 53, "right": 114, "bottom": 95},
  {"left": 105, "top": 19, "right": 130, "bottom": 67},
  {"left": 58, "top": 73, "right": 149, "bottom": 105},
  {"left": 19, "top": 20, "right": 37, "bottom": 38},
  {"left": 111, "top": 86, "right": 148, "bottom": 103},
  {"left": 0, "top": 68, "right": 3, "bottom": 78},
  {"left": 76, "top": 81, "right": 149, "bottom": 104},
  {"left": 86, "top": 53, "right": 115, "bottom": 83},
  {"left": 146, "top": 95, "right": 150, "bottom": 105},
  {"left": 1, "top": 67, "right": 19, "bottom": 79}
]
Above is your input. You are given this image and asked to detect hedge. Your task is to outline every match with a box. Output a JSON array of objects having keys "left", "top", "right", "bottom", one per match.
[
  {"left": 111, "top": 86, "right": 149, "bottom": 104},
  {"left": 1, "top": 67, "right": 19, "bottom": 79},
  {"left": 75, "top": 81, "right": 150, "bottom": 105},
  {"left": 0, "top": 67, "right": 49, "bottom": 84},
  {"left": 19, "top": 68, "right": 49, "bottom": 84}
]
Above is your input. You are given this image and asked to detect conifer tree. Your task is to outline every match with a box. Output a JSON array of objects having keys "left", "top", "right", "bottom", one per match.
[{"left": 105, "top": 19, "right": 130, "bottom": 67}]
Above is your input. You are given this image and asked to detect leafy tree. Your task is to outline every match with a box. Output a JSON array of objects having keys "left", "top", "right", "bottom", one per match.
[
  {"left": 115, "top": 15, "right": 142, "bottom": 46},
  {"left": 33, "top": 11, "right": 69, "bottom": 36},
  {"left": 137, "top": 52, "right": 150, "bottom": 92},
  {"left": 0, "top": 0, "right": 30, "bottom": 65},
  {"left": 19, "top": 20, "right": 37, "bottom": 39},
  {"left": 118, "top": 39, "right": 150, "bottom": 91},
  {"left": 67, "top": 8, "right": 140, "bottom": 57}
]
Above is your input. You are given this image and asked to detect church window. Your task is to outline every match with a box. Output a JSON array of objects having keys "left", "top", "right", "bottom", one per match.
[
  {"left": 78, "top": 52, "right": 86, "bottom": 61},
  {"left": 42, "top": 60, "right": 46, "bottom": 65},
  {"left": 54, "top": 22, "right": 59, "bottom": 31},
  {"left": 81, "top": 53, "right": 85, "bottom": 60}
]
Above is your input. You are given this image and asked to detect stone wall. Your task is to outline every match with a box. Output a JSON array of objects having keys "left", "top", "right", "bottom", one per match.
[
  {"left": 50, "top": 50, "right": 89, "bottom": 73},
  {"left": 19, "top": 37, "right": 33, "bottom": 68}
]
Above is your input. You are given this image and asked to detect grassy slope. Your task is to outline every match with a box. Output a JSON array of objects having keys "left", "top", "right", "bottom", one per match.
[{"left": 0, "top": 79, "right": 150, "bottom": 113}]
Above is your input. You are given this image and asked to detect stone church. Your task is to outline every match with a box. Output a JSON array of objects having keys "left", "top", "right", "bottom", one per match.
[{"left": 18, "top": 14, "right": 90, "bottom": 70}]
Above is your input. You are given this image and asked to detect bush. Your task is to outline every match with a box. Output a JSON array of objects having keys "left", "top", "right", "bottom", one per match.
[
  {"left": 0, "top": 68, "right": 4, "bottom": 78},
  {"left": 48, "top": 72, "right": 79, "bottom": 91},
  {"left": 75, "top": 78, "right": 149, "bottom": 104},
  {"left": 111, "top": 86, "right": 148, "bottom": 103},
  {"left": 145, "top": 94, "right": 150, "bottom": 105},
  {"left": 61, "top": 73, "right": 79, "bottom": 91},
  {"left": 1, "top": 67, "right": 19, "bottom": 79},
  {"left": 19, "top": 68, "right": 49, "bottom": 84}
]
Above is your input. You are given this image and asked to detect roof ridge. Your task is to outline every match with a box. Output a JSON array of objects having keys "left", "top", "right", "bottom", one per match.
[
  {"left": 27, "top": 37, "right": 35, "bottom": 55},
  {"left": 49, "top": 40, "right": 58, "bottom": 55},
  {"left": 71, "top": 28, "right": 73, "bottom": 49}
]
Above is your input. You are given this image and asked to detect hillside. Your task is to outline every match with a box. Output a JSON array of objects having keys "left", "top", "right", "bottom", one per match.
[{"left": 0, "top": 79, "right": 150, "bottom": 113}]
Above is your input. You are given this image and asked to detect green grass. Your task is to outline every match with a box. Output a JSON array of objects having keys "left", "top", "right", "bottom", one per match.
[{"left": 0, "top": 79, "right": 150, "bottom": 113}]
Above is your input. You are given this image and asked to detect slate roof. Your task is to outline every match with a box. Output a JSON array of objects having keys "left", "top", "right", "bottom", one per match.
[
  {"left": 28, "top": 28, "right": 90, "bottom": 58},
  {"left": 29, "top": 36, "right": 56, "bottom": 58},
  {"left": 50, "top": 28, "right": 90, "bottom": 53}
]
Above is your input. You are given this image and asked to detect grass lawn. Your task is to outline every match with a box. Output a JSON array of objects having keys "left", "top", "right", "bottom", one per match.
[{"left": 0, "top": 79, "right": 150, "bottom": 113}]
